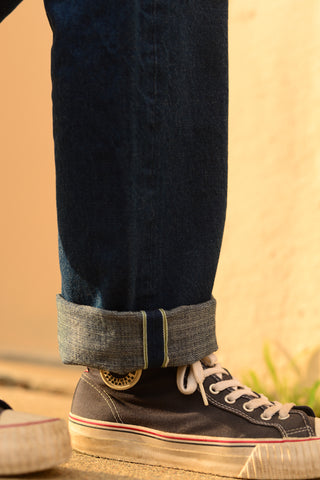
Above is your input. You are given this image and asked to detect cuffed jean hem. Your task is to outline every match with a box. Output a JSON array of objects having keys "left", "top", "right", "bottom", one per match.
[{"left": 57, "top": 294, "right": 218, "bottom": 374}]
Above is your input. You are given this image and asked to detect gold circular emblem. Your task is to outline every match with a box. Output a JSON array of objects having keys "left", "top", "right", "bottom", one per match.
[{"left": 100, "top": 369, "right": 142, "bottom": 390}]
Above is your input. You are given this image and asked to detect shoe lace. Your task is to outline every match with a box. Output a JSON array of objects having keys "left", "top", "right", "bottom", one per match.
[{"left": 176, "top": 353, "right": 295, "bottom": 419}]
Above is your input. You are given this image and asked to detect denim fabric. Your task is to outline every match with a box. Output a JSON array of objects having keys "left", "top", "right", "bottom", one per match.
[
  {"left": 2, "top": 1, "right": 228, "bottom": 370},
  {"left": 44, "top": 0, "right": 228, "bottom": 313},
  {"left": 57, "top": 294, "right": 217, "bottom": 373}
]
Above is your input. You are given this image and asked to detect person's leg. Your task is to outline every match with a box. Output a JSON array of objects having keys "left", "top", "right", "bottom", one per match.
[
  {"left": 43, "top": 1, "right": 320, "bottom": 479},
  {"left": 45, "top": 0, "right": 227, "bottom": 373}
]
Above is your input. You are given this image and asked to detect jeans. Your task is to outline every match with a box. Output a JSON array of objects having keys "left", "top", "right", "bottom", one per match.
[{"left": 1, "top": 1, "right": 228, "bottom": 373}]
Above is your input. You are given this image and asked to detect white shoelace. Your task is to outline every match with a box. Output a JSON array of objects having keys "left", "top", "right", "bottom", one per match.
[{"left": 176, "top": 353, "right": 295, "bottom": 420}]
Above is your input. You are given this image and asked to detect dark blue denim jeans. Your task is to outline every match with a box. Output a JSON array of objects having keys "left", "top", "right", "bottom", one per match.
[{"left": 1, "top": 1, "right": 228, "bottom": 372}]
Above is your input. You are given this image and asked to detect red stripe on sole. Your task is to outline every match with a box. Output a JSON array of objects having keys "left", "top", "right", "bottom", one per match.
[
  {"left": 69, "top": 414, "right": 320, "bottom": 446},
  {"left": 0, "top": 418, "right": 60, "bottom": 429}
]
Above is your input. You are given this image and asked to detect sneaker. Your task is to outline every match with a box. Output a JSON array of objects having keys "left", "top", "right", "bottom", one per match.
[
  {"left": 69, "top": 353, "right": 320, "bottom": 480},
  {"left": 0, "top": 399, "right": 71, "bottom": 475}
]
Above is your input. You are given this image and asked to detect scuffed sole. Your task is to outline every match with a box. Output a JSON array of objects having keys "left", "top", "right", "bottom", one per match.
[
  {"left": 0, "top": 416, "right": 71, "bottom": 476},
  {"left": 69, "top": 414, "right": 320, "bottom": 480}
]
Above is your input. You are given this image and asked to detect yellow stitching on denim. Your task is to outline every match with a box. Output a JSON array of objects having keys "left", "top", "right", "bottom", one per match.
[
  {"left": 141, "top": 310, "right": 148, "bottom": 369},
  {"left": 159, "top": 308, "right": 169, "bottom": 367}
]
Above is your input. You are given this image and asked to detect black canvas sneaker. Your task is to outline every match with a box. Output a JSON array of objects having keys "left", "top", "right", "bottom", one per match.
[
  {"left": 0, "top": 399, "right": 71, "bottom": 475},
  {"left": 69, "top": 353, "right": 320, "bottom": 479}
]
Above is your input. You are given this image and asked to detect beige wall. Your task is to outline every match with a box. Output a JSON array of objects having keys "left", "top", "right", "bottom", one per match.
[
  {"left": 215, "top": 0, "right": 320, "bottom": 375},
  {"left": 0, "top": 1, "right": 59, "bottom": 359},
  {"left": 0, "top": 1, "right": 320, "bottom": 374}
]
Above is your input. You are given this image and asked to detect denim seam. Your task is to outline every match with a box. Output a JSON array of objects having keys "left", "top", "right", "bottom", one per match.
[
  {"left": 160, "top": 308, "right": 169, "bottom": 367},
  {"left": 141, "top": 310, "right": 148, "bottom": 369}
]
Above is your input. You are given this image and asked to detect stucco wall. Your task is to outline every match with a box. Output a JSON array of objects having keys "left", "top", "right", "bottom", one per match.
[{"left": 215, "top": 0, "right": 320, "bottom": 375}]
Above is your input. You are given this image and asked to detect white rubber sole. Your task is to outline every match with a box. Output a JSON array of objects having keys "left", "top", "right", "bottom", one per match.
[
  {"left": 69, "top": 413, "right": 320, "bottom": 480},
  {"left": 0, "top": 413, "right": 71, "bottom": 476}
]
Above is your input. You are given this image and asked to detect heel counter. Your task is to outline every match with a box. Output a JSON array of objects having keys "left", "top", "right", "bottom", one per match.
[{"left": 70, "top": 372, "right": 122, "bottom": 423}]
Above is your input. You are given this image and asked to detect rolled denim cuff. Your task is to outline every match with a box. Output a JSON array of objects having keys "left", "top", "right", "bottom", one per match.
[{"left": 57, "top": 294, "right": 218, "bottom": 374}]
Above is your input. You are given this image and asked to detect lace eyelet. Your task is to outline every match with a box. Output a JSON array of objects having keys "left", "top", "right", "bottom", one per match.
[
  {"left": 209, "top": 384, "right": 219, "bottom": 395},
  {"left": 243, "top": 402, "right": 254, "bottom": 412},
  {"left": 278, "top": 414, "right": 290, "bottom": 420},
  {"left": 260, "top": 412, "right": 272, "bottom": 421},
  {"left": 225, "top": 395, "right": 236, "bottom": 405}
]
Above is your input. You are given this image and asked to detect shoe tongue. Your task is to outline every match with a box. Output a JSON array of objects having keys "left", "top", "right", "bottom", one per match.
[
  {"left": 200, "top": 363, "right": 234, "bottom": 385},
  {"left": 0, "top": 400, "right": 12, "bottom": 414},
  {"left": 201, "top": 362, "right": 233, "bottom": 382},
  {"left": 202, "top": 365, "right": 258, "bottom": 398},
  {"left": 213, "top": 373, "right": 232, "bottom": 383}
]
